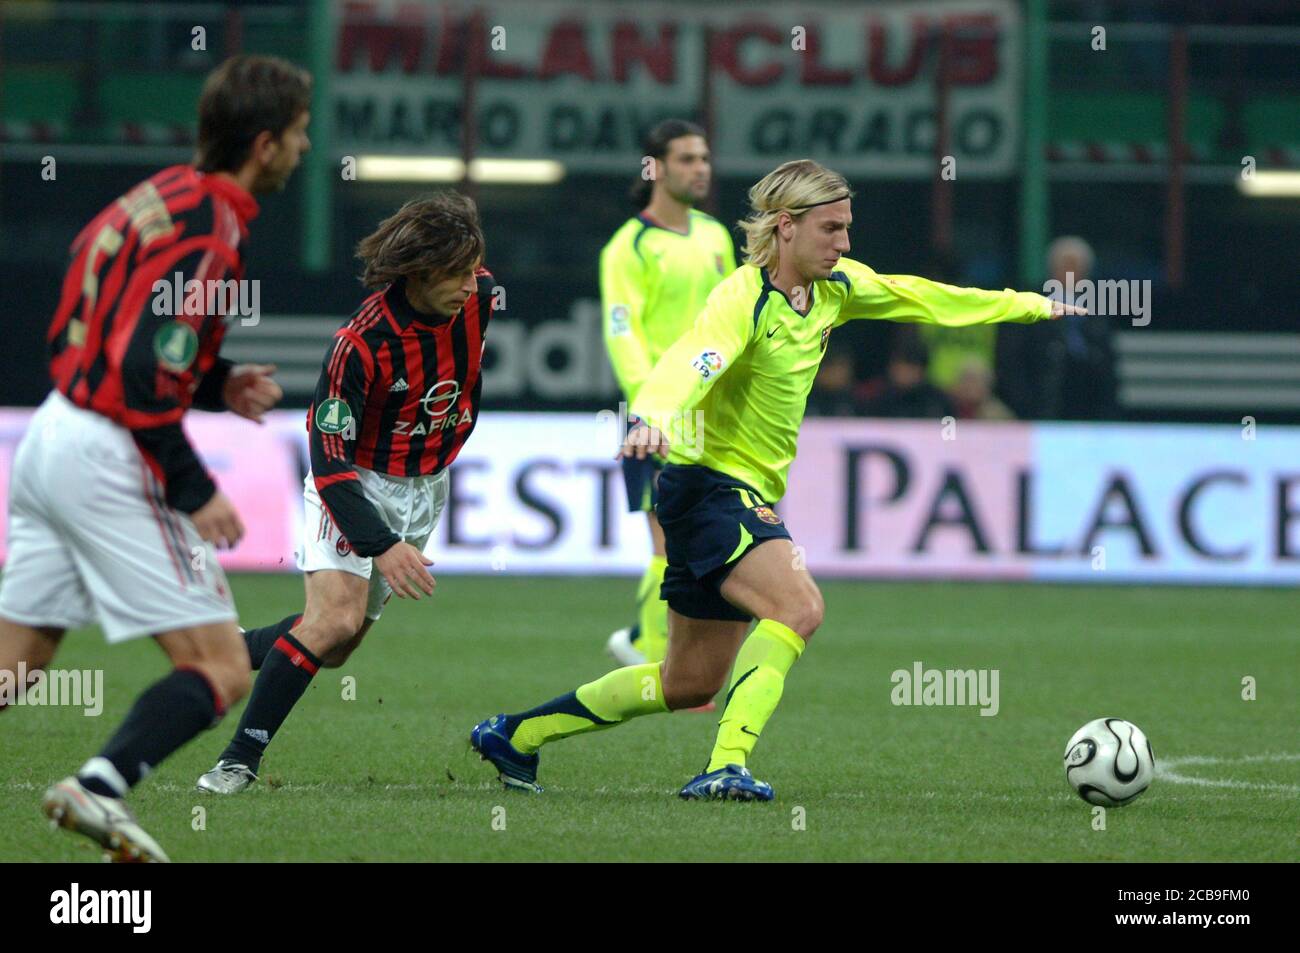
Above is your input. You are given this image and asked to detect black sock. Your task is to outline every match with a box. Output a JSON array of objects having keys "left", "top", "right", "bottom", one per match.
[
  {"left": 242, "top": 615, "right": 302, "bottom": 669},
  {"left": 79, "top": 669, "right": 220, "bottom": 796},
  {"left": 220, "top": 632, "right": 321, "bottom": 771}
]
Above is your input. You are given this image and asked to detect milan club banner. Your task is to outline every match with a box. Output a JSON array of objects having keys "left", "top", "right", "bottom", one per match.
[
  {"left": 1, "top": 410, "right": 1298, "bottom": 585},
  {"left": 335, "top": 0, "right": 1021, "bottom": 178}
]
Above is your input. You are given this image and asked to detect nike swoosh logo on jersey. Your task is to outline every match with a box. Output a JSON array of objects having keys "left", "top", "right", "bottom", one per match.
[
  {"left": 741, "top": 725, "right": 760, "bottom": 738},
  {"left": 766, "top": 327, "right": 779, "bottom": 338}
]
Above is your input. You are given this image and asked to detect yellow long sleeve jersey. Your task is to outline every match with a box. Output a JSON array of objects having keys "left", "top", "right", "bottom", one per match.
[
  {"left": 631, "top": 258, "right": 1054, "bottom": 503},
  {"left": 600, "top": 210, "right": 737, "bottom": 403}
]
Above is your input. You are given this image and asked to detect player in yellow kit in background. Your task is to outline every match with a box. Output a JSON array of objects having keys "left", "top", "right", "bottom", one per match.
[
  {"left": 600, "top": 119, "right": 736, "bottom": 671},
  {"left": 472, "top": 159, "right": 1085, "bottom": 799}
]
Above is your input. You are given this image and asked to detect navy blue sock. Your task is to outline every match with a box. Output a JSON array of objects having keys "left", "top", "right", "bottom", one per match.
[
  {"left": 220, "top": 632, "right": 321, "bottom": 771},
  {"left": 79, "top": 668, "right": 220, "bottom": 796},
  {"left": 242, "top": 614, "right": 302, "bottom": 670}
]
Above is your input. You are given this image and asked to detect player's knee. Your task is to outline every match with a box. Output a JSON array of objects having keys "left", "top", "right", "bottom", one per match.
[
  {"left": 213, "top": 640, "right": 252, "bottom": 706},
  {"left": 341, "top": 604, "right": 368, "bottom": 640},
  {"left": 781, "top": 594, "right": 823, "bottom": 642},
  {"left": 186, "top": 652, "right": 251, "bottom": 711},
  {"left": 214, "top": 654, "right": 252, "bottom": 708},
  {"left": 162, "top": 623, "right": 251, "bottom": 709},
  {"left": 297, "top": 608, "right": 365, "bottom": 658}
]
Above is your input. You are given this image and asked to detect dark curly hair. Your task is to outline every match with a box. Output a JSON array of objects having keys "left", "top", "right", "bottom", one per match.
[{"left": 355, "top": 192, "right": 485, "bottom": 289}]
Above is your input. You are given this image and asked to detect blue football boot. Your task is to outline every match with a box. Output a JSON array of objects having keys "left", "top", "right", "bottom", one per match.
[
  {"left": 678, "top": 764, "right": 774, "bottom": 801},
  {"left": 470, "top": 715, "right": 543, "bottom": 793}
]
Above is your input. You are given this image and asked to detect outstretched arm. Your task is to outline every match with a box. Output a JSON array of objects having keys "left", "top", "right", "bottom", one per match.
[{"left": 832, "top": 258, "right": 1084, "bottom": 327}]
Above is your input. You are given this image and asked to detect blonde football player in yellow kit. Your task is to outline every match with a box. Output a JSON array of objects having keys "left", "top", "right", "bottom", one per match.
[
  {"left": 600, "top": 119, "right": 735, "bottom": 670},
  {"left": 473, "top": 159, "right": 1083, "bottom": 799}
]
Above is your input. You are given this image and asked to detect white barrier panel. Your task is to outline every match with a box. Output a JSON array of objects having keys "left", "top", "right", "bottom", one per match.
[
  {"left": 420, "top": 412, "right": 651, "bottom": 573},
  {"left": 2, "top": 409, "right": 1297, "bottom": 584},
  {"left": 0, "top": 408, "right": 651, "bottom": 574},
  {"left": 781, "top": 419, "right": 1300, "bottom": 584}
]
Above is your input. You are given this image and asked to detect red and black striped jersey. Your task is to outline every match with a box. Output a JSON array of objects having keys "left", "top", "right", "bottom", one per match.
[
  {"left": 46, "top": 165, "right": 259, "bottom": 512},
  {"left": 307, "top": 268, "right": 495, "bottom": 556}
]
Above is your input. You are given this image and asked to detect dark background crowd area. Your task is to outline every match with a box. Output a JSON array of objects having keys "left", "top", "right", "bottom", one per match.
[{"left": 808, "top": 237, "right": 1124, "bottom": 423}]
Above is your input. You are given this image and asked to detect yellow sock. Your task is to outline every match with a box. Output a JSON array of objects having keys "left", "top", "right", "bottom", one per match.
[
  {"left": 632, "top": 555, "right": 669, "bottom": 663},
  {"left": 707, "top": 620, "right": 805, "bottom": 772},
  {"left": 509, "top": 663, "right": 668, "bottom": 754}
]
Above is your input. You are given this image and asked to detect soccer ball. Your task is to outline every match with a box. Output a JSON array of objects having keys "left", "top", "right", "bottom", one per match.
[{"left": 1063, "top": 718, "right": 1155, "bottom": 806}]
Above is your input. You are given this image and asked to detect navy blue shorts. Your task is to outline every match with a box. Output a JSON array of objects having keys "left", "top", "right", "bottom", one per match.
[
  {"left": 621, "top": 453, "right": 663, "bottom": 513},
  {"left": 655, "top": 464, "right": 792, "bottom": 622}
]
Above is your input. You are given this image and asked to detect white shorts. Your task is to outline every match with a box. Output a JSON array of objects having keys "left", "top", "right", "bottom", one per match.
[
  {"left": 298, "top": 466, "right": 449, "bottom": 621},
  {"left": 0, "top": 392, "right": 236, "bottom": 643}
]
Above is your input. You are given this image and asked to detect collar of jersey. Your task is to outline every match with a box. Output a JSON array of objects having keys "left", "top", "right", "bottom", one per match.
[
  {"left": 759, "top": 267, "right": 814, "bottom": 317},
  {"left": 198, "top": 170, "right": 260, "bottom": 224},
  {"left": 385, "top": 277, "right": 458, "bottom": 333},
  {"left": 636, "top": 211, "right": 692, "bottom": 237}
]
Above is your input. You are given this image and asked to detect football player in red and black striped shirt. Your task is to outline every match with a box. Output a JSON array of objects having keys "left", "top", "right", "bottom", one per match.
[
  {"left": 197, "top": 193, "right": 496, "bottom": 792},
  {"left": 0, "top": 55, "right": 311, "bottom": 860}
]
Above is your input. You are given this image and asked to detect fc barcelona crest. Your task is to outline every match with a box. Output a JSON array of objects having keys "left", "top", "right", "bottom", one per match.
[
  {"left": 753, "top": 505, "right": 782, "bottom": 525},
  {"left": 819, "top": 326, "right": 831, "bottom": 352}
]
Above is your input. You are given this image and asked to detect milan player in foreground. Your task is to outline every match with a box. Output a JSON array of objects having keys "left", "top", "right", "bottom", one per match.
[
  {"left": 0, "top": 55, "right": 311, "bottom": 859},
  {"left": 472, "top": 159, "right": 1085, "bottom": 800},
  {"left": 196, "top": 193, "right": 495, "bottom": 794}
]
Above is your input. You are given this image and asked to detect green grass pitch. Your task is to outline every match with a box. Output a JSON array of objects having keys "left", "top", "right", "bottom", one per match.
[{"left": 3, "top": 574, "right": 1296, "bottom": 861}]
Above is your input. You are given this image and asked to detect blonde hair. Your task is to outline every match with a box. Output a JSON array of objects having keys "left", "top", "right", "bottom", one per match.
[{"left": 738, "top": 159, "right": 853, "bottom": 269}]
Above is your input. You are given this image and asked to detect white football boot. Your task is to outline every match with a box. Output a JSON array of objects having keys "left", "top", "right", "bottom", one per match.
[
  {"left": 42, "top": 776, "right": 170, "bottom": 863},
  {"left": 604, "top": 626, "right": 646, "bottom": 666},
  {"left": 196, "top": 759, "right": 258, "bottom": 795}
]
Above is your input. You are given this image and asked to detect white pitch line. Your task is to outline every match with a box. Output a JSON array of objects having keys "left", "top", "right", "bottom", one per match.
[
  {"left": 6, "top": 754, "right": 1298, "bottom": 799},
  {"left": 1, "top": 781, "right": 423, "bottom": 795},
  {"left": 1160, "top": 753, "right": 1300, "bottom": 766},
  {"left": 1155, "top": 753, "right": 1300, "bottom": 795}
]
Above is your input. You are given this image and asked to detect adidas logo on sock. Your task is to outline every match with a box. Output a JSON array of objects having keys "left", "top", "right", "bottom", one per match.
[
  {"left": 389, "top": 378, "right": 409, "bottom": 392},
  {"left": 244, "top": 729, "right": 270, "bottom": 744}
]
